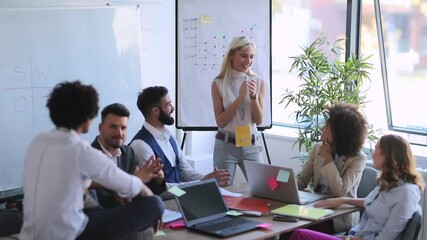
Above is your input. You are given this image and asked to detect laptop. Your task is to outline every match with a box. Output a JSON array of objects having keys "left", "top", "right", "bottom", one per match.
[
  {"left": 173, "top": 179, "right": 260, "bottom": 238},
  {"left": 244, "top": 161, "right": 328, "bottom": 205}
]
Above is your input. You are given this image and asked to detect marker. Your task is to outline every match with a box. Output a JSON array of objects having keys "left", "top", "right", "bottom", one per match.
[
  {"left": 244, "top": 74, "right": 249, "bottom": 82},
  {"left": 241, "top": 210, "right": 263, "bottom": 216}
]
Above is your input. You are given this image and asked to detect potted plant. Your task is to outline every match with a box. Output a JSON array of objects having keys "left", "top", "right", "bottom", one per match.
[{"left": 280, "top": 34, "right": 378, "bottom": 164}]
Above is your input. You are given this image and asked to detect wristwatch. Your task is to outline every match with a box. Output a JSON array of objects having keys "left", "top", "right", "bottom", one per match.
[{"left": 250, "top": 95, "right": 257, "bottom": 100}]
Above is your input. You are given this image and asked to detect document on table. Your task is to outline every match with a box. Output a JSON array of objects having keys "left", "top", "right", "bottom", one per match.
[
  {"left": 220, "top": 187, "right": 243, "bottom": 197},
  {"left": 162, "top": 209, "right": 182, "bottom": 223}
]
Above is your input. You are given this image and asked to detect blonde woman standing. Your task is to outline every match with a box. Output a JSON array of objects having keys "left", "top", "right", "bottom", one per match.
[{"left": 211, "top": 36, "right": 266, "bottom": 185}]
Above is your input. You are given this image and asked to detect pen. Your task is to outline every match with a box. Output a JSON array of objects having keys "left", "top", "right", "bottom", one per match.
[
  {"left": 241, "top": 210, "right": 263, "bottom": 216},
  {"left": 245, "top": 74, "right": 249, "bottom": 82}
]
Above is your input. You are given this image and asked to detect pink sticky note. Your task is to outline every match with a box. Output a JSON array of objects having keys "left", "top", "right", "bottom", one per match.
[
  {"left": 267, "top": 176, "right": 279, "bottom": 191},
  {"left": 257, "top": 223, "right": 272, "bottom": 229},
  {"left": 165, "top": 219, "right": 186, "bottom": 230}
]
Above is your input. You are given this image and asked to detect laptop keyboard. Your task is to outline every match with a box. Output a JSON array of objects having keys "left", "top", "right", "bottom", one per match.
[
  {"left": 299, "top": 190, "right": 327, "bottom": 204},
  {"left": 195, "top": 217, "right": 253, "bottom": 232}
]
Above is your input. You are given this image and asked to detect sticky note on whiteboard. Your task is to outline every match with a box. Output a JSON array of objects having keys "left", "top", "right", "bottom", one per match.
[{"left": 200, "top": 15, "right": 212, "bottom": 24}]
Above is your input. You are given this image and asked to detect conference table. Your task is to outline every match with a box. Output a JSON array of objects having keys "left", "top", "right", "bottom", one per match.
[{"left": 155, "top": 183, "right": 359, "bottom": 240}]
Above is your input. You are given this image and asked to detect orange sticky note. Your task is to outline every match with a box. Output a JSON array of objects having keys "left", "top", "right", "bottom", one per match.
[{"left": 267, "top": 176, "right": 278, "bottom": 191}]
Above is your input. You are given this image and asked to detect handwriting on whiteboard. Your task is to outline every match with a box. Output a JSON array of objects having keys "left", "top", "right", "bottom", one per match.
[{"left": 0, "top": 57, "right": 52, "bottom": 123}]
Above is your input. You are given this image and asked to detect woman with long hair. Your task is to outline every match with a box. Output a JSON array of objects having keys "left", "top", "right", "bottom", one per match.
[
  {"left": 211, "top": 36, "right": 266, "bottom": 185},
  {"left": 290, "top": 134, "right": 425, "bottom": 240}
]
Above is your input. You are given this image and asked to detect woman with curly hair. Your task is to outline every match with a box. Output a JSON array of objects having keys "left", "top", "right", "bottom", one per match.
[
  {"left": 290, "top": 134, "right": 425, "bottom": 240},
  {"left": 296, "top": 102, "right": 369, "bottom": 232}
]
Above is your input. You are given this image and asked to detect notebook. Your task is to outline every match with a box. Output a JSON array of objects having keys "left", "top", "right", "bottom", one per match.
[
  {"left": 223, "top": 195, "right": 270, "bottom": 214},
  {"left": 271, "top": 204, "right": 334, "bottom": 220},
  {"left": 173, "top": 179, "right": 261, "bottom": 238},
  {"left": 244, "top": 161, "right": 329, "bottom": 205}
]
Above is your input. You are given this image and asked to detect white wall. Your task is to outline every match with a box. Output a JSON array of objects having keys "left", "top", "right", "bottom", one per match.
[{"left": 139, "top": 1, "right": 175, "bottom": 92}]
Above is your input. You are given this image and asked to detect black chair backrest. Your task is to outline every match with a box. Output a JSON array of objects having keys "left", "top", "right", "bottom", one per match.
[{"left": 401, "top": 209, "right": 422, "bottom": 240}]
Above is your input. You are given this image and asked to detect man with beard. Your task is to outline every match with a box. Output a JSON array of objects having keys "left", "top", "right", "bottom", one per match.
[
  {"left": 130, "top": 86, "right": 230, "bottom": 194},
  {"left": 88, "top": 103, "right": 165, "bottom": 240},
  {"left": 90, "top": 103, "right": 165, "bottom": 206}
]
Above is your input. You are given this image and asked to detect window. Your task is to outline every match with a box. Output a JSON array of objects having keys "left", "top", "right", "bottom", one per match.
[
  {"left": 362, "top": 0, "right": 427, "bottom": 137},
  {"left": 272, "top": 0, "right": 347, "bottom": 126}
]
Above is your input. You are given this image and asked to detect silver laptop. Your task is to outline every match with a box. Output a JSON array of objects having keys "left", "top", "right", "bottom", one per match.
[
  {"left": 244, "top": 161, "right": 328, "bottom": 205},
  {"left": 174, "top": 179, "right": 260, "bottom": 238}
]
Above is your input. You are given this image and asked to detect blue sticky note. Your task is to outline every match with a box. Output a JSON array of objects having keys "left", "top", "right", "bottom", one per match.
[
  {"left": 167, "top": 186, "right": 186, "bottom": 197},
  {"left": 277, "top": 169, "right": 290, "bottom": 183}
]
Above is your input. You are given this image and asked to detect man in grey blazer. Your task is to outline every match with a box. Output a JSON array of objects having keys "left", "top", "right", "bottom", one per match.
[
  {"left": 90, "top": 103, "right": 165, "bottom": 206},
  {"left": 88, "top": 103, "right": 165, "bottom": 240}
]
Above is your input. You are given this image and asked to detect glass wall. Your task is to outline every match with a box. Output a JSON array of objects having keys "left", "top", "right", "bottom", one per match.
[
  {"left": 362, "top": 0, "right": 427, "bottom": 136},
  {"left": 273, "top": 0, "right": 427, "bottom": 145},
  {"left": 272, "top": 0, "right": 347, "bottom": 126}
]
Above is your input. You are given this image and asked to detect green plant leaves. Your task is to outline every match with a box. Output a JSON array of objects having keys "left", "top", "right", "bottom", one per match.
[{"left": 280, "top": 34, "right": 377, "bottom": 161}]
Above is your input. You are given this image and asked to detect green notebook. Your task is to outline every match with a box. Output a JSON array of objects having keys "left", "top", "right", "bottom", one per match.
[{"left": 271, "top": 204, "right": 334, "bottom": 220}]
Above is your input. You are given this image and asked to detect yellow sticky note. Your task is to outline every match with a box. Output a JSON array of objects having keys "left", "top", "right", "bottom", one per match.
[
  {"left": 200, "top": 15, "right": 212, "bottom": 24},
  {"left": 277, "top": 169, "right": 290, "bottom": 183},
  {"left": 226, "top": 210, "right": 243, "bottom": 216},
  {"left": 167, "top": 186, "right": 186, "bottom": 197},
  {"left": 235, "top": 125, "right": 251, "bottom": 147}
]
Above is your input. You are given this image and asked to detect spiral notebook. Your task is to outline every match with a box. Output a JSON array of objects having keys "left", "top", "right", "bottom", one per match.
[
  {"left": 271, "top": 204, "right": 334, "bottom": 220},
  {"left": 223, "top": 195, "right": 270, "bottom": 214}
]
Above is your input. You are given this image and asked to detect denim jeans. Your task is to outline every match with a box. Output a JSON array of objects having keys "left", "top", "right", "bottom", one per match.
[{"left": 213, "top": 136, "right": 263, "bottom": 185}]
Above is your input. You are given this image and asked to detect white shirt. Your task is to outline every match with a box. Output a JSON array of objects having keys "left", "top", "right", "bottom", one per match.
[
  {"left": 214, "top": 69, "right": 263, "bottom": 134},
  {"left": 130, "top": 122, "right": 204, "bottom": 188},
  {"left": 98, "top": 137, "right": 121, "bottom": 165},
  {"left": 20, "top": 129, "right": 143, "bottom": 240}
]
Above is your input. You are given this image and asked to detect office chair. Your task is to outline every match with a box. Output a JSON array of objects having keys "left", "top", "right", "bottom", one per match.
[
  {"left": 357, "top": 166, "right": 379, "bottom": 198},
  {"left": 401, "top": 209, "right": 422, "bottom": 240}
]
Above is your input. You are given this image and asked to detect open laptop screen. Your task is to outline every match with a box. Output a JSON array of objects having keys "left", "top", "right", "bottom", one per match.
[{"left": 176, "top": 179, "right": 228, "bottom": 224}]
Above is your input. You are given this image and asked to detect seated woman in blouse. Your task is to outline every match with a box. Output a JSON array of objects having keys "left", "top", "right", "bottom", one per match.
[{"left": 290, "top": 134, "right": 425, "bottom": 240}]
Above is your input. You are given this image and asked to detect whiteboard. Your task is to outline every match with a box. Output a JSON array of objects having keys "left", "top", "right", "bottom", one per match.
[
  {"left": 0, "top": 6, "right": 143, "bottom": 190},
  {"left": 176, "top": 0, "right": 272, "bottom": 130}
]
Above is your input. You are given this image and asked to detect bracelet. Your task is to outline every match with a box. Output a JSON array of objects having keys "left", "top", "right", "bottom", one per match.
[{"left": 250, "top": 95, "right": 257, "bottom": 100}]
